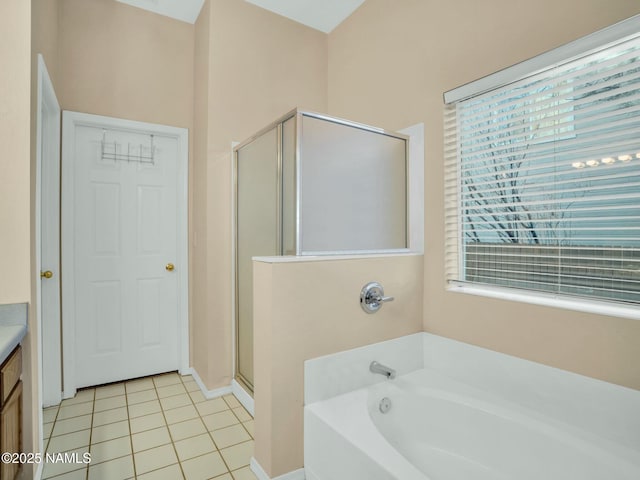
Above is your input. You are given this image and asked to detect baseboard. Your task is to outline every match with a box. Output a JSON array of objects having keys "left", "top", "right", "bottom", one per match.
[
  {"left": 232, "top": 379, "right": 255, "bottom": 416},
  {"left": 181, "top": 367, "right": 233, "bottom": 399},
  {"left": 250, "top": 457, "right": 306, "bottom": 480}
]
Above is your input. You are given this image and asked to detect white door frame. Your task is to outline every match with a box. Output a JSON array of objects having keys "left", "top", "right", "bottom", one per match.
[
  {"left": 61, "top": 111, "right": 190, "bottom": 398},
  {"left": 35, "top": 54, "right": 60, "bottom": 474}
]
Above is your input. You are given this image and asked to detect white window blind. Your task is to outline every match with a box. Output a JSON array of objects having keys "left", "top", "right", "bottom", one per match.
[{"left": 444, "top": 19, "right": 640, "bottom": 306}]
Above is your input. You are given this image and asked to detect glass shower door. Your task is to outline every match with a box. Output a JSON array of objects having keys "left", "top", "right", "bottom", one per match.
[{"left": 235, "top": 126, "right": 280, "bottom": 391}]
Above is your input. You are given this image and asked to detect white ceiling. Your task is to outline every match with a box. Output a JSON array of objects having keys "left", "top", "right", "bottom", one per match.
[
  {"left": 245, "top": 0, "right": 366, "bottom": 33},
  {"left": 115, "top": 0, "right": 365, "bottom": 32},
  {"left": 115, "top": 0, "right": 205, "bottom": 24}
]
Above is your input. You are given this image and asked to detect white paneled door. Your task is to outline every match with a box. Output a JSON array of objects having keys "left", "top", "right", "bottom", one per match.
[{"left": 62, "top": 112, "right": 188, "bottom": 392}]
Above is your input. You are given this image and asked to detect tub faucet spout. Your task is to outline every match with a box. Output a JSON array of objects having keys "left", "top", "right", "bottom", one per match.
[{"left": 370, "top": 361, "right": 396, "bottom": 380}]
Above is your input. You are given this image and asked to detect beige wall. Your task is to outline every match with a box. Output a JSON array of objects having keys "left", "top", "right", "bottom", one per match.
[
  {"left": 32, "top": 0, "right": 60, "bottom": 89},
  {"left": 192, "top": 0, "right": 214, "bottom": 386},
  {"left": 208, "top": 0, "right": 328, "bottom": 153},
  {"left": 58, "top": 0, "right": 194, "bottom": 130},
  {"left": 0, "top": 0, "right": 31, "bottom": 305},
  {"left": 1, "top": 0, "right": 32, "bottom": 474},
  {"left": 253, "top": 255, "right": 424, "bottom": 477},
  {"left": 328, "top": 0, "right": 640, "bottom": 390},
  {"left": 191, "top": 0, "right": 328, "bottom": 389}
]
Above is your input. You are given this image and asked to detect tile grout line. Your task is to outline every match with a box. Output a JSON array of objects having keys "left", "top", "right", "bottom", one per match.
[
  {"left": 178, "top": 373, "right": 239, "bottom": 478},
  {"left": 154, "top": 374, "right": 231, "bottom": 478},
  {"left": 152, "top": 373, "right": 188, "bottom": 480},
  {"left": 203, "top": 393, "right": 256, "bottom": 476},
  {"left": 178, "top": 374, "right": 252, "bottom": 477},
  {"left": 41, "top": 404, "right": 59, "bottom": 456},
  {"left": 124, "top": 381, "right": 139, "bottom": 480},
  {"left": 87, "top": 379, "right": 165, "bottom": 477},
  {"left": 199, "top": 397, "right": 235, "bottom": 476},
  {"left": 43, "top": 389, "right": 95, "bottom": 480},
  {"left": 87, "top": 384, "right": 138, "bottom": 475},
  {"left": 85, "top": 388, "right": 96, "bottom": 480},
  {"left": 207, "top": 393, "right": 255, "bottom": 477},
  {"left": 41, "top": 405, "right": 57, "bottom": 479},
  {"left": 228, "top": 401, "right": 253, "bottom": 440}
]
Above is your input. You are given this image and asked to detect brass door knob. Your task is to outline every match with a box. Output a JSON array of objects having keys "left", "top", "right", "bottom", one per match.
[
  {"left": 41, "top": 270, "right": 53, "bottom": 279},
  {"left": 165, "top": 263, "right": 175, "bottom": 272}
]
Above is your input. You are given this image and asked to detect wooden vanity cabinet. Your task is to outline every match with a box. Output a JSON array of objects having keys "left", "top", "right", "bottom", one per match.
[{"left": 0, "top": 346, "right": 22, "bottom": 480}]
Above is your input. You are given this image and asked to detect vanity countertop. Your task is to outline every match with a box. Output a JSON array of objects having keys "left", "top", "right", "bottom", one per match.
[{"left": 0, "top": 303, "right": 28, "bottom": 364}]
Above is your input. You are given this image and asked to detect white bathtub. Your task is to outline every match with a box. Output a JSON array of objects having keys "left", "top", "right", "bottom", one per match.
[{"left": 304, "top": 334, "right": 640, "bottom": 480}]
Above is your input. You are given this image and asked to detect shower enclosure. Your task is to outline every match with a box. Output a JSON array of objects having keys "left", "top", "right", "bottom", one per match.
[{"left": 234, "top": 109, "right": 409, "bottom": 391}]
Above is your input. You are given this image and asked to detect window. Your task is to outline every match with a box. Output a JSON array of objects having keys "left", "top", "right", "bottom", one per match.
[{"left": 444, "top": 16, "right": 640, "bottom": 307}]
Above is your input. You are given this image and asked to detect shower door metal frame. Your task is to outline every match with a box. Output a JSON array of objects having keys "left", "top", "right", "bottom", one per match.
[
  {"left": 293, "top": 110, "right": 411, "bottom": 256},
  {"left": 233, "top": 113, "right": 289, "bottom": 392}
]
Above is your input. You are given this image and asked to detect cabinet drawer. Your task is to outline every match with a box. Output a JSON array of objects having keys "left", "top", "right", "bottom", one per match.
[
  {"left": 1, "top": 380, "right": 23, "bottom": 480},
  {"left": 1, "top": 346, "right": 21, "bottom": 406}
]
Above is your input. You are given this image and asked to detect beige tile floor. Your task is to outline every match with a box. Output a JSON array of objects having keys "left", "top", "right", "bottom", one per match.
[{"left": 41, "top": 373, "right": 257, "bottom": 480}]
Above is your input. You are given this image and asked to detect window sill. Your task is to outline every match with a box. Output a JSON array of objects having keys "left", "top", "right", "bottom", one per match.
[
  {"left": 447, "top": 283, "right": 640, "bottom": 321},
  {"left": 253, "top": 250, "right": 421, "bottom": 264}
]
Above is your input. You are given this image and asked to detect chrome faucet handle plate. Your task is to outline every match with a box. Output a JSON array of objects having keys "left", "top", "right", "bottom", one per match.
[{"left": 360, "top": 282, "right": 393, "bottom": 314}]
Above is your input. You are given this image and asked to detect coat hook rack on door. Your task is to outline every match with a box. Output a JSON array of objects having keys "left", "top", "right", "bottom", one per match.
[{"left": 101, "top": 129, "right": 156, "bottom": 164}]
